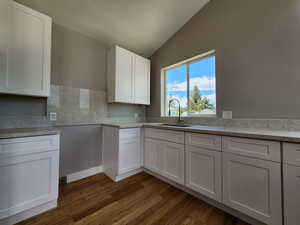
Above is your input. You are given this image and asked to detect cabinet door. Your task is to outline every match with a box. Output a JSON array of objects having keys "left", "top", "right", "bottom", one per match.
[
  {"left": 185, "top": 146, "right": 221, "bottom": 201},
  {"left": 162, "top": 142, "right": 184, "bottom": 185},
  {"left": 222, "top": 153, "right": 282, "bottom": 225},
  {"left": 0, "top": 0, "right": 10, "bottom": 90},
  {"left": 134, "top": 54, "right": 150, "bottom": 105},
  {"left": 119, "top": 138, "right": 141, "bottom": 174},
  {"left": 144, "top": 138, "right": 162, "bottom": 173},
  {"left": 115, "top": 46, "right": 134, "bottom": 103},
  {"left": 0, "top": 151, "right": 59, "bottom": 219},
  {"left": 3, "top": 2, "right": 52, "bottom": 97},
  {"left": 284, "top": 164, "right": 300, "bottom": 225}
]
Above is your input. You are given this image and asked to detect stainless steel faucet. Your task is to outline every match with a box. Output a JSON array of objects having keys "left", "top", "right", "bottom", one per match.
[{"left": 168, "top": 98, "right": 184, "bottom": 123}]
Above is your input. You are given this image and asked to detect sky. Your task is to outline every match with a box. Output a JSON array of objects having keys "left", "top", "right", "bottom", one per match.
[{"left": 166, "top": 56, "right": 216, "bottom": 108}]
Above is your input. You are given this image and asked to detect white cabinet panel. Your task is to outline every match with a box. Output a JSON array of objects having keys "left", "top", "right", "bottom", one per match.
[
  {"left": 144, "top": 138, "right": 184, "bottom": 185},
  {"left": 115, "top": 46, "right": 134, "bottom": 103},
  {"left": 222, "top": 152, "right": 282, "bottom": 225},
  {"left": 1, "top": 2, "right": 52, "bottom": 97},
  {"left": 222, "top": 136, "right": 281, "bottom": 162},
  {"left": 134, "top": 54, "right": 150, "bottom": 105},
  {"left": 119, "top": 138, "right": 141, "bottom": 174},
  {"left": 0, "top": 0, "right": 10, "bottom": 89},
  {"left": 162, "top": 142, "right": 184, "bottom": 185},
  {"left": 144, "top": 138, "right": 163, "bottom": 173},
  {"left": 283, "top": 164, "right": 300, "bottom": 225},
  {"left": 185, "top": 146, "right": 222, "bottom": 201}
]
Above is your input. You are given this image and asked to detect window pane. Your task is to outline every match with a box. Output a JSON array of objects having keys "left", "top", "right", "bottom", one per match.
[
  {"left": 189, "top": 56, "right": 216, "bottom": 115},
  {"left": 166, "top": 65, "right": 188, "bottom": 116}
]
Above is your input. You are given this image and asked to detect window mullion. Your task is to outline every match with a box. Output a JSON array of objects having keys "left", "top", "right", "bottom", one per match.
[{"left": 187, "top": 63, "right": 190, "bottom": 116}]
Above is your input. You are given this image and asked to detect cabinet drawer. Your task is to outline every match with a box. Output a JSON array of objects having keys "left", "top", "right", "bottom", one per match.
[
  {"left": 119, "top": 128, "right": 140, "bottom": 140},
  {"left": 0, "top": 135, "right": 59, "bottom": 158},
  {"left": 185, "top": 132, "right": 221, "bottom": 151},
  {"left": 222, "top": 136, "right": 280, "bottom": 162},
  {"left": 145, "top": 128, "right": 184, "bottom": 144},
  {"left": 283, "top": 143, "right": 300, "bottom": 166}
]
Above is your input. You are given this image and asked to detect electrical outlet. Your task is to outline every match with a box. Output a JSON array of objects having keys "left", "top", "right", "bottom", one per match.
[
  {"left": 222, "top": 111, "right": 232, "bottom": 119},
  {"left": 49, "top": 112, "right": 57, "bottom": 121},
  {"left": 134, "top": 113, "right": 139, "bottom": 119}
]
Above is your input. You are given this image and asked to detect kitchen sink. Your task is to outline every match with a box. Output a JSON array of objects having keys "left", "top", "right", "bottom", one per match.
[{"left": 161, "top": 123, "right": 192, "bottom": 128}]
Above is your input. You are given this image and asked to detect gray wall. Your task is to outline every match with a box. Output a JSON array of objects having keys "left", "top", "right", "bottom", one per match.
[
  {"left": 51, "top": 24, "right": 107, "bottom": 91},
  {"left": 148, "top": 0, "right": 300, "bottom": 119},
  {"left": 59, "top": 125, "right": 101, "bottom": 177}
]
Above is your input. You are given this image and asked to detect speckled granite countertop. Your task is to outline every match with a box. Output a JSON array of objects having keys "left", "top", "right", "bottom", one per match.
[
  {"left": 102, "top": 122, "right": 300, "bottom": 143},
  {"left": 0, "top": 127, "right": 60, "bottom": 139}
]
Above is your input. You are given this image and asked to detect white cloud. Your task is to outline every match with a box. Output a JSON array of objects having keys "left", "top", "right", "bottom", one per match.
[
  {"left": 168, "top": 76, "right": 215, "bottom": 92},
  {"left": 206, "top": 93, "right": 216, "bottom": 106}
]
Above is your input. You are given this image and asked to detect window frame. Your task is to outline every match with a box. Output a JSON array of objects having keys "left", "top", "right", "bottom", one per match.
[{"left": 161, "top": 50, "right": 216, "bottom": 118}]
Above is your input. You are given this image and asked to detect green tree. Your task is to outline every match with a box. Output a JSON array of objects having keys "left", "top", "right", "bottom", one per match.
[{"left": 189, "top": 85, "right": 214, "bottom": 113}]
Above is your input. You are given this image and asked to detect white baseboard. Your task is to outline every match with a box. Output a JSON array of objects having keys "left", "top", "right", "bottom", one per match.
[
  {"left": 115, "top": 168, "right": 143, "bottom": 182},
  {"left": 67, "top": 165, "right": 103, "bottom": 183},
  {"left": 0, "top": 200, "right": 57, "bottom": 225}
]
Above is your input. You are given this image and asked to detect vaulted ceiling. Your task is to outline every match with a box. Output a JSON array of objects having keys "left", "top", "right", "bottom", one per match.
[{"left": 16, "top": 0, "right": 210, "bottom": 57}]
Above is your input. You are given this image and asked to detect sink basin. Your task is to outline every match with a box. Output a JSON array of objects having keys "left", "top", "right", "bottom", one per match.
[{"left": 161, "top": 123, "right": 192, "bottom": 128}]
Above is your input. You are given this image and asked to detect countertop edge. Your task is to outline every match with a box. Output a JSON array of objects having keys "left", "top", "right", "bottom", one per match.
[{"left": 0, "top": 128, "right": 61, "bottom": 139}]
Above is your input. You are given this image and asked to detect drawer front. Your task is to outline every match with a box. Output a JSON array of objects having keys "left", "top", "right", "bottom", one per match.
[
  {"left": 185, "top": 132, "right": 221, "bottom": 151},
  {"left": 145, "top": 128, "right": 184, "bottom": 144},
  {"left": 283, "top": 143, "right": 300, "bottom": 166},
  {"left": 0, "top": 135, "right": 59, "bottom": 158},
  {"left": 119, "top": 128, "right": 140, "bottom": 140},
  {"left": 222, "top": 136, "right": 280, "bottom": 162}
]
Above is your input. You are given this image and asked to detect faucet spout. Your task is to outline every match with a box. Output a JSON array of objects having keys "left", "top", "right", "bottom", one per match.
[{"left": 168, "top": 98, "right": 184, "bottom": 123}]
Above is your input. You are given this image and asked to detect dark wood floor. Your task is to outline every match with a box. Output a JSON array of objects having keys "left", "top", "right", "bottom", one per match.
[{"left": 18, "top": 172, "right": 249, "bottom": 225}]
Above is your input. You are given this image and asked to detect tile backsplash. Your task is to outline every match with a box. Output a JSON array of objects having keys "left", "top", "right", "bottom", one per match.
[
  {"left": 146, "top": 117, "right": 300, "bottom": 131},
  {"left": 47, "top": 85, "right": 146, "bottom": 126},
  {"left": 0, "top": 85, "right": 146, "bottom": 129}
]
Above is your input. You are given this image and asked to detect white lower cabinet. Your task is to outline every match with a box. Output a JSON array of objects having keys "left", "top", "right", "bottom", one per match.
[
  {"left": 102, "top": 126, "right": 142, "bottom": 182},
  {"left": 0, "top": 135, "right": 60, "bottom": 225},
  {"left": 283, "top": 164, "right": 300, "bottom": 225},
  {"left": 185, "top": 146, "right": 222, "bottom": 202},
  {"left": 222, "top": 152, "right": 282, "bottom": 225},
  {"left": 144, "top": 138, "right": 184, "bottom": 185}
]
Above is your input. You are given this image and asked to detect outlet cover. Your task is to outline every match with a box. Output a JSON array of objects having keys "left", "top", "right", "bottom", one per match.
[
  {"left": 222, "top": 111, "right": 232, "bottom": 119},
  {"left": 49, "top": 112, "right": 57, "bottom": 121}
]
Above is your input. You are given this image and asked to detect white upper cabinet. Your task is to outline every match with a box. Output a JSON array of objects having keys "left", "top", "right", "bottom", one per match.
[
  {"left": 0, "top": 2, "right": 52, "bottom": 97},
  {"left": 107, "top": 45, "right": 150, "bottom": 105}
]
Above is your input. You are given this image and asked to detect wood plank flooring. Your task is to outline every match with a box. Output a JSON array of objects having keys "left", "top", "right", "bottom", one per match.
[{"left": 17, "top": 172, "right": 249, "bottom": 225}]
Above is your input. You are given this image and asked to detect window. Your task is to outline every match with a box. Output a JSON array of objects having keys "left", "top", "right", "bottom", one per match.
[{"left": 163, "top": 51, "right": 216, "bottom": 117}]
